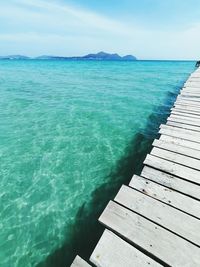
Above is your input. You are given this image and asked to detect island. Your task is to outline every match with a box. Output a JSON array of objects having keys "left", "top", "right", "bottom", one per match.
[{"left": 0, "top": 52, "right": 137, "bottom": 61}]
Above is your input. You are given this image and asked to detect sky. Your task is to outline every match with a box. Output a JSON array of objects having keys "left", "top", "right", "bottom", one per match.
[{"left": 1, "top": 0, "right": 200, "bottom": 59}]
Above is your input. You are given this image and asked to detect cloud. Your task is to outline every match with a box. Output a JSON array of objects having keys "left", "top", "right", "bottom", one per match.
[
  {"left": 0, "top": 0, "right": 200, "bottom": 59},
  {"left": 2, "top": 0, "right": 132, "bottom": 35}
]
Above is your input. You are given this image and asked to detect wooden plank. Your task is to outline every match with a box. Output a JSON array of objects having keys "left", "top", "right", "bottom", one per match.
[
  {"left": 115, "top": 185, "right": 200, "bottom": 245},
  {"left": 141, "top": 166, "right": 200, "bottom": 200},
  {"left": 129, "top": 175, "right": 200, "bottom": 218},
  {"left": 174, "top": 103, "right": 200, "bottom": 111},
  {"left": 181, "top": 92, "right": 200, "bottom": 98},
  {"left": 168, "top": 118, "right": 200, "bottom": 130},
  {"left": 169, "top": 113, "right": 200, "bottom": 123},
  {"left": 181, "top": 92, "right": 200, "bottom": 96},
  {"left": 187, "top": 75, "right": 200, "bottom": 78},
  {"left": 184, "top": 83, "right": 200, "bottom": 88},
  {"left": 159, "top": 124, "right": 200, "bottom": 143},
  {"left": 185, "top": 82, "right": 200, "bottom": 85},
  {"left": 181, "top": 88, "right": 200, "bottom": 93},
  {"left": 177, "top": 95, "right": 200, "bottom": 103},
  {"left": 168, "top": 116, "right": 200, "bottom": 127},
  {"left": 175, "top": 99, "right": 200, "bottom": 106},
  {"left": 71, "top": 256, "right": 91, "bottom": 267},
  {"left": 159, "top": 134, "right": 200, "bottom": 150},
  {"left": 153, "top": 138, "right": 200, "bottom": 159},
  {"left": 90, "top": 230, "right": 161, "bottom": 267},
  {"left": 175, "top": 102, "right": 200, "bottom": 109},
  {"left": 184, "top": 82, "right": 200, "bottom": 86},
  {"left": 171, "top": 107, "right": 200, "bottom": 116},
  {"left": 177, "top": 98, "right": 200, "bottom": 105},
  {"left": 144, "top": 154, "right": 200, "bottom": 185},
  {"left": 99, "top": 201, "right": 200, "bottom": 266},
  {"left": 171, "top": 110, "right": 200, "bottom": 118},
  {"left": 167, "top": 120, "right": 200, "bottom": 132}
]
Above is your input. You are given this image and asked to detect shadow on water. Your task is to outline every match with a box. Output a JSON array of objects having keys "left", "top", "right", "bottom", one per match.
[{"left": 36, "top": 89, "right": 179, "bottom": 267}]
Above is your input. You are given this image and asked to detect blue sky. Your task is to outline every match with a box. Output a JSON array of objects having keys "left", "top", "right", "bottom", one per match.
[{"left": 1, "top": 0, "right": 200, "bottom": 59}]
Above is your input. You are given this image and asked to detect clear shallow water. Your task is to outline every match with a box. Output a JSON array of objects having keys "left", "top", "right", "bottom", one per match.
[{"left": 0, "top": 60, "right": 194, "bottom": 267}]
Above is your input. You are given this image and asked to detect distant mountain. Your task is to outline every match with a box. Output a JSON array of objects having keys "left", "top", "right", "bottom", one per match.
[
  {"left": 122, "top": 55, "right": 137, "bottom": 60},
  {"left": 0, "top": 52, "right": 137, "bottom": 61},
  {"left": 0, "top": 55, "right": 30, "bottom": 60},
  {"left": 83, "top": 51, "right": 121, "bottom": 60},
  {"left": 35, "top": 55, "right": 68, "bottom": 60},
  {"left": 82, "top": 51, "right": 137, "bottom": 61}
]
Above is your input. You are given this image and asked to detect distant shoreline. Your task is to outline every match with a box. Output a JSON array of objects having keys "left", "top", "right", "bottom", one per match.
[
  {"left": 0, "top": 58, "right": 195, "bottom": 62},
  {"left": 0, "top": 51, "right": 137, "bottom": 61}
]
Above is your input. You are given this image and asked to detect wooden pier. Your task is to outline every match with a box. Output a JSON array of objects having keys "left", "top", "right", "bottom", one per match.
[{"left": 71, "top": 67, "right": 200, "bottom": 267}]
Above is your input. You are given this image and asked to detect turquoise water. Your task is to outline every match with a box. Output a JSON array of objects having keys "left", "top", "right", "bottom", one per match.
[{"left": 0, "top": 60, "right": 194, "bottom": 267}]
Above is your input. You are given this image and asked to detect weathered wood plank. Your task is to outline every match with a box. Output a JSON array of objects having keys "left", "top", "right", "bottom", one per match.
[
  {"left": 184, "top": 82, "right": 200, "bottom": 88},
  {"left": 90, "top": 230, "right": 161, "bottom": 267},
  {"left": 159, "top": 124, "right": 200, "bottom": 143},
  {"left": 115, "top": 185, "right": 200, "bottom": 246},
  {"left": 174, "top": 103, "right": 200, "bottom": 111},
  {"left": 99, "top": 201, "right": 200, "bottom": 266},
  {"left": 182, "top": 88, "right": 200, "bottom": 91},
  {"left": 170, "top": 112, "right": 200, "bottom": 120},
  {"left": 169, "top": 114, "right": 200, "bottom": 124},
  {"left": 168, "top": 117, "right": 200, "bottom": 128},
  {"left": 173, "top": 114, "right": 200, "bottom": 122},
  {"left": 171, "top": 110, "right": 200, "bottom": 119},
  {"left": 151, "top": 146, "right": 200, "bottom": 171},
  {"left": 71, "top": 256, "right": 91, "bottom": 267},
  {"left": 181, "top": 92, "right": 200, "bottom": 98},
  {"left": 141, "top": 166, "right": 200, "bottom": 200},
  {"left": 176, "top": 96, "right": 200, "bottom": 103},
  {"left": 181, "top": 89, "right": 200, "bottom": 93},
  {"left": 171, "top": 107, "right": 200, "bottom": 116},
  {"left": 181, "top": 83, "right": 200, "bottom": 88},
  {"left": 144, "top": 153, "right": 200, "bottom": 185},
  {"left": 177, "top": 95, "right": 200, "bottom": 103},
  {"left": 159, "top": 134, "right": 200, "bottom": 150},
  {"left": 175, "top": 99, "right": 200, "bottom": 107},
  {"left": 167, "top": 120, "right": 200, "bottom": 132},
  {"left": 168, "top": 116, "right": 200, "bottom": 128},
  {"left": 129, "top": 175, "right": 200, "bottom": 218},
  {"left": 153, "top": 138, "right": 200, "bottom": 159}
]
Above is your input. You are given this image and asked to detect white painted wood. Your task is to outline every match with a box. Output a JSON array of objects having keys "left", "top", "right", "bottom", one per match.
[
  {"left": 159, "top": 124, "right": 200, "bottom": 143},
  {"left": 184, "top": 82, "right": 200, "bottom": 88},
  {"left": 171, "top": 110, "right": 200, "bottom": 119},
  {"left": 181, "top": 83, "right": 200, "bottom": 88},
  {"left": 181, "top": 92, "right": 200, "bottom": 98},
  {"left": 182, "top": 85, "right": 200, "bottom": 88},
  {"left": 99, "top": 201, "right": 200, "bottom": 267},
  {"left": 129, "top": 175, "right": 200, "bottom": 218},
  {"left": 115, "top": 185, "right": 200, "bottom": 245},
  {"left": 181, "top": 89, "right": 200, "bottom": 93},
  {"left": 183, "top": 83, "right": 200, "bottom": 86},
  {"left": 168, "top": 116, "right": 200, "bottom": 127},
  {"left": 141, "top": 166, "right": 200, "bottom": 200},
  {"left": 144, "top": 154, "right": 200, "bottom": 185},
  {"left": 177, "top": 95, "right": 200, "bottom": 102},
  {"left": 186, "top": 75, "right": 200, "bottom": 78},
  {"left": 169, "top": 113, "right": 200, "bottom": 123},
  {"left": 174, "top": 103, "right": 200, "bottom": 111},
  {"left": 71, "top": 256, "right": 91, "bottom": 267},
  {"left": 153, "top": 138, "right": 200, "bottom": 159},
  {"left": 90, "top": 230, "right": 161, "bottom": 267},
  {"left": 159, "top": 134, "right": 200, "bottom": 150},
  {"left": 171, "top": 107, "right": 200, "bottom": 116},
  {"left": 176, "top": 96, "right": 200, "bottom": 103},
  {"left": 175, "top": 99, "right": 200, "bottom": 107},
  {"left": 167, "top": 120, "right": 200, "bottom": 132}
]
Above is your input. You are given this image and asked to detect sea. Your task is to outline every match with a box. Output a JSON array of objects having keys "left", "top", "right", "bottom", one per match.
[{"left": 0, "top": 60, "right": 195, "bottom": 267}]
